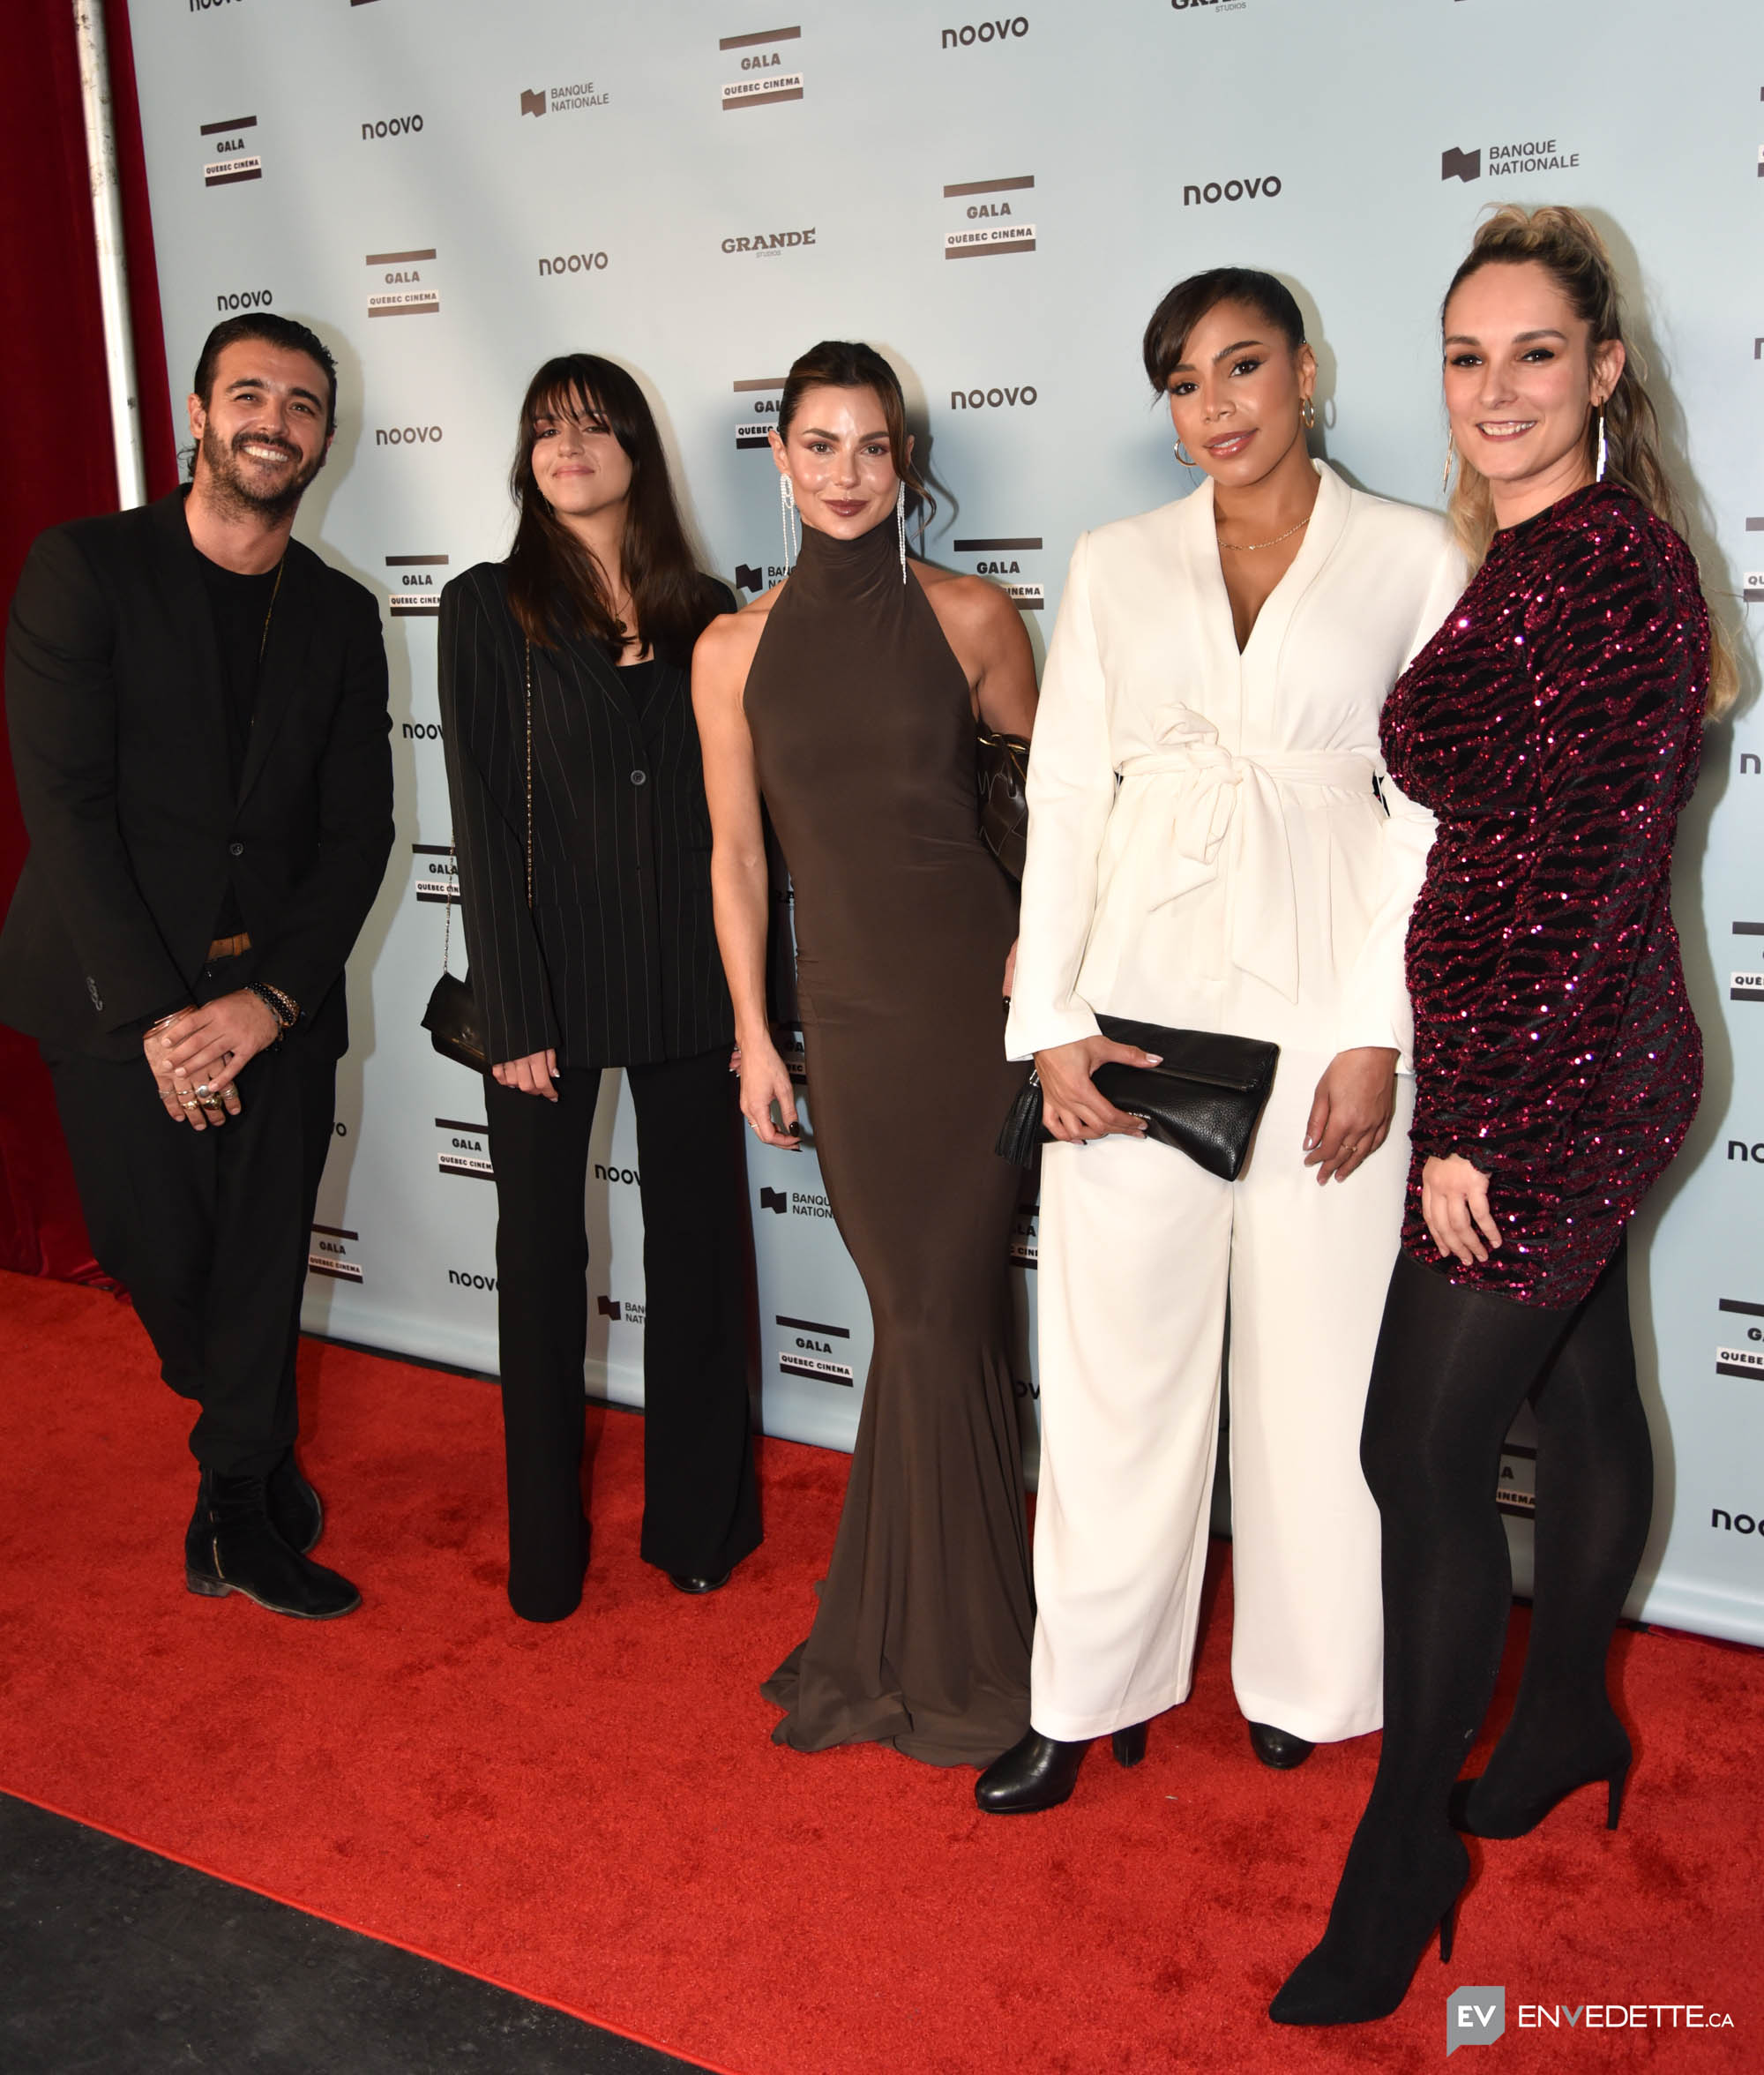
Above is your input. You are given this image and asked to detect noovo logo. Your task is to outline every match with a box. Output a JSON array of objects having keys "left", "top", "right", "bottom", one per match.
[
  {"left": 362, "top": 115, "right": 423, "bottom": 141},
  {"left": 941, "top": 16, "right": 1028, "bottom": 45},
  {"left": 1183, "top": 175, "right": 1281, "bottom": 206},
  {"left": 376, "top": 426, "right": 443, "bottom": 446},
  {"left": 950, "top": 385, "right": 1037, "bottom": 409},
  {"left": 538, "top": 252, "right": 609, "bottom": 275},
  {"left": 215, "top": 288, "right": 273, "bottom": 311}
]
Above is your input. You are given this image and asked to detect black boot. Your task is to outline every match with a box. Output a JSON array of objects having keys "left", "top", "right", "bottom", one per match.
[
  {"left": 265, "top": 1450, "right": 324, "bottom": 1554},
  {"left": 1249, "top": 1721, "right": 1315, "bottom": 1770},
  {"left": 1449, "top": 1712, "right": 1632, "bottom": 1839},
  {"left": 185, "top": 1472, "right": 361, "bottom": 1619},
  {"left": 1269, "top": 1822, "right": 1469, "bottom": 2026},
  {"left": 975, "top": 1723, "right": 1147, "bottom": 1814}
]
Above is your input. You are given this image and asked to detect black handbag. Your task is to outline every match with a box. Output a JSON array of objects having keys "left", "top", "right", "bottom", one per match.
[
  {"left": 423, "top": 640, "right": 533, "bottom": 1074},
  {"left": 996, "top": 1014, "right": 1280, "bottom": 1181},
  {"left": 976, "top": 729, "right": 1029, "bottom": 880}
]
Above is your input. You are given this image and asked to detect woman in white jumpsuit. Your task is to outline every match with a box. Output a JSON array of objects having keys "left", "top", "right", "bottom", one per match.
[{"left": 977, "top": 269, "right": 1463, "bottom": 1813}]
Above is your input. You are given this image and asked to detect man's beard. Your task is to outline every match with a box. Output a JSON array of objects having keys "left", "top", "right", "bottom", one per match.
[{"left": 199, "top": 419, "right": 327, "bottom": 521}]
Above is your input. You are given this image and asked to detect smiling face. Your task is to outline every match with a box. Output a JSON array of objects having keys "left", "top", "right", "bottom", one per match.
[
  {"left": 1442, "top": 258, "right": 1624, "bottom": 518},
  {"left": 187, "top": 340, "right": 333, "bottom": 519},
  {"left": 1163, "top": 299, "right": 1315, "bottom": 491},
  {"left": 771, "top": 385, "right": 909, "bottom": 539},
  {"left": 527, "top": 386, "right": 635, "bottom": 524}
]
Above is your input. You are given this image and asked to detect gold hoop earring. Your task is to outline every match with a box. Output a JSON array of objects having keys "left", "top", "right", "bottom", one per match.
[
  {"left": 1300, "top": 397, "right": 1317, "bottom": 432},
  {"left": 1173, "top": 437, "right": 1199, "bottom": 468}
]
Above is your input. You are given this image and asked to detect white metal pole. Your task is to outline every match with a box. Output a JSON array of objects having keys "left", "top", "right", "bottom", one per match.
[{"left": 72, "top": 0, "right": 147, "bottom": 510}]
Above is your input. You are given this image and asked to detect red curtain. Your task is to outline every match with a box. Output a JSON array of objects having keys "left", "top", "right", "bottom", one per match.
[{"left": 0, "top": 0, "right": 176, "bottom": 1279}]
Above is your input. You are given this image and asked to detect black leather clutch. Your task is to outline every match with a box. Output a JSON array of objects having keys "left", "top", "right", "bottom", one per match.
[
  {"left": 976, "top": 729, "right": 1029, "bottom": 880},
  {"left": 997, "top": 1014, "right": 1280, "bottom": 1181},
  {"left": 422, "top": 969, "right": 489, "bottom": 1075}
]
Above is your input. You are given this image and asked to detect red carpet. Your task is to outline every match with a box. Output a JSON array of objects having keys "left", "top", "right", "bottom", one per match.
[{"left": 1, "top": 1270, "right": 1759, "bottom": 2073}]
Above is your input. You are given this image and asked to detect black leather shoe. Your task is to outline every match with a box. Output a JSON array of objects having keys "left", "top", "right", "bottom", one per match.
[
  {"left": 186, "top": 1473, "right": 361, "bottom": 1619},
  {"left": 265, "top": 1450, "right": 323, "bottom": 1554},
  {"left": 975, "top": 1722, "right": 1148, "bottom": 1813},
  {"left": 669, "top": 1570, "right": 731, "bottom": 1594},
  {"left": 1249, "top": 1720, "right": 1316, "bottom": 1770}
]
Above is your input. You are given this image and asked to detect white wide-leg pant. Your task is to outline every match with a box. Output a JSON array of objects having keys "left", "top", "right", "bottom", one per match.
[{"left": 1029, "top": 1052, "right": 1411, "bottom": 1747}]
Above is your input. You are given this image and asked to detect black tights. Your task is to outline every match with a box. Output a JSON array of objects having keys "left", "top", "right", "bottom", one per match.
[{"left": 1357, "top": 1236, "right": 1651, "bottom": 1846}]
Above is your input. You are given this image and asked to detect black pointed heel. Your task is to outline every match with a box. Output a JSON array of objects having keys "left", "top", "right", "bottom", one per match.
[
  {"left": 1268, "top": 1834, "right": 1469, "bottom": 2026},
  {"left": 1439, "top": 1895, "right": 1457, "bottom": 1966},
  {"left": 1111, "top": 1722, "right": 1147, "bottom": 1768}
]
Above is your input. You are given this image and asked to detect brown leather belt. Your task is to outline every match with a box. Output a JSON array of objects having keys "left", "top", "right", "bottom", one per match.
[{"left": 206, "top": 933, "right": 252, "bottom": 962}]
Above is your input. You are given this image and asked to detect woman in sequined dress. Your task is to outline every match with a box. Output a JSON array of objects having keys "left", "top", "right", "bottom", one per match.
[{"left": 1274, "top": 207, "right": 1736, "bottom": 2027}]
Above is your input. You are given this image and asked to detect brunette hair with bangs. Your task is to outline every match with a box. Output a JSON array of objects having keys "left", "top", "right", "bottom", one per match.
[
  {"left": 776, "top": 340, "right": 935, "bottom": 524},
  {"left": 1141, "top": 267, "right": 1307, "bottom": 393},
  {"left": 504, "top": 354, "right": 715, "bottom": 661}
]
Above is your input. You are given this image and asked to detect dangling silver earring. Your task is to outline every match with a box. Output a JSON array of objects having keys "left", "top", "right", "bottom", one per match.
[
  {"left": 780, "top": 474, "right": 801, "bottom": 569},
  {"left": 1595, "top": 407, "right": 1608, "bottom": 483},
  {"left": 1441, "top": 434, "right": 1455, "bottom": 496},
  {"left": 896, "top": 482, "right": 908, "bottom": 583}
]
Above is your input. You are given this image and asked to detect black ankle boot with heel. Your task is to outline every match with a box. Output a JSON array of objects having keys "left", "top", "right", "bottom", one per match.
[
  {"left": 1449, "top": 1715, "right": 1632, "bottom": 1838},
  {"left": 185, "top": 1470, "right": 361, "bottom": 1619},
  {"left": 1269, "top": 1826, "right": 1469, "bottom": 2026},
  {"left": 975, "top": 1722, "right": 1147, "bottom": 1814}
]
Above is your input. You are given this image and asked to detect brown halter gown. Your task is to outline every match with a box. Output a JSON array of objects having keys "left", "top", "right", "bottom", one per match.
[{"left": 745, "top": 514, "right": 1033, "bottom": 1766}]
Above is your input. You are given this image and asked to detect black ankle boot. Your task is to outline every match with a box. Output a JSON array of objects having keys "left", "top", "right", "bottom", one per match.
[
  {"left": 186, "top": 1472, "right": 361, "bottom": 1619},
  {"left": 975, "top": 1722, "right": 1147, "bottom": 1813},
  {"left": 1249, "top": 1721, "right": 1315, "bottom": 1770},
  {"left": 1269, "top": 1825, "right": 1469, "bottom": 2026},
  {"left": 265, "top": 1450, "right": 324, "bottom": 1554},
  {"left": 1449, "top": 1714, "right": 1632, "bottom": 1839}
]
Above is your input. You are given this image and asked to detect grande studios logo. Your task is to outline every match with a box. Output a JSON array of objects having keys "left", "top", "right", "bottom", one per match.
[
  {"left": 719, "top": 22, "right": 803, "bottom": 110},
  {"left": 944, "top": 174, "right": 1035, "bottom": 258},
  {"left": 953, "top": 534, "right": 1043, "bottom": 611},
  {"left": 199, "top": 111, "right": 260, "bottom": 188}
]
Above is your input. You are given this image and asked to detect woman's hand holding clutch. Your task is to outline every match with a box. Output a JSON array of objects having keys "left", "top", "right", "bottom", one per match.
[{"left": 1034, "top": 1035, "right": 1161, "bottom": 1143}]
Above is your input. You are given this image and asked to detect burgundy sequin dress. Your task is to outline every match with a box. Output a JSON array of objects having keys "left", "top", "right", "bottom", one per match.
[{"left": 1380, "top": 483, "right": 1708, "bottom": 1307}]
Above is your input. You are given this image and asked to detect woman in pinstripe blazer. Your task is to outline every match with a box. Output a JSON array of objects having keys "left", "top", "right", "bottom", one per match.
[{"left": 438, "top": 356, "right": 759, "bottom": 1621}]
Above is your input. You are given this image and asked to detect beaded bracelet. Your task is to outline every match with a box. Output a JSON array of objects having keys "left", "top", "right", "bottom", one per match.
[{"left": 250, "top": 981, "right": 301, "bottom": 1031}]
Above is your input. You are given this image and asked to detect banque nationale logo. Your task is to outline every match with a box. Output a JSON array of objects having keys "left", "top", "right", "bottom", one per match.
[
  {"left": 385, "top": 551, "right": 447, "bottom": 618},
  {"left": 309, "top": 1222, "right": 363, "bottom": 1284},
  {"left": 733, "top": 373, "right": 787, "bottom": 451},
  {"left": 776, "top": 1313, "right": 853, "bottom": 1384},
  {"left": 1732, "top": 918, "right": 1764, "bottom": 1001},
  {"left": 1441, "top": 137, "right": 1581, "bottom": 184},
  {"left": 365, "top": 247, "right": 438, "bottom": 318},
  {"left": 519, "top": 79, "right": 609, "bottom": 118},
  {"left": 954, "top": 535, "right": 1043, "bottom": 611},
  {"left": 435, "top": 1115, "right": 493, "bottom": 1181},
  {"left": 200, "top": 112, "right": 260, "bottom": 188},
  {"left": 720, "top": 23, "right": 803, "bottom": 110},
  {"left": 411, "top": 843, "right": 457, "bottom": 905},
  {"left": 1716, "top": 1296, "right": 1764, "bottom": 1381},
  {"left": 944, "top": 175, "right": 1035, "bottom": 258}
]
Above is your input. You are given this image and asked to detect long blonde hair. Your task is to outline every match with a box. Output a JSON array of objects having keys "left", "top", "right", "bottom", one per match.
[{"left": 1441, "top": 206, "right": 1736, "bottom": 721}]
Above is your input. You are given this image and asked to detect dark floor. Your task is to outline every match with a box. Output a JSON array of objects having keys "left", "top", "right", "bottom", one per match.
[{"left": 0, "top": 1793, "right": 708, "bottom": 2075}]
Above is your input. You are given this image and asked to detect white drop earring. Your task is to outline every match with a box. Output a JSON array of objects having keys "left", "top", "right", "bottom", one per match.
[
  {"left": 1595, "top": 406, "right": 1608, "bottom": 483},
  {"left": 896, "top": 482, "right": 908, "bottom": 582},
  {"left": 780, "top": 474, "right": 801, "bottom": 569}
]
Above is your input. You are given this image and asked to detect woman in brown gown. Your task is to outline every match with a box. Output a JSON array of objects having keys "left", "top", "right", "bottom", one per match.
[{"left": 693, "top": 341, "right": 1038, "bottom": 1765}]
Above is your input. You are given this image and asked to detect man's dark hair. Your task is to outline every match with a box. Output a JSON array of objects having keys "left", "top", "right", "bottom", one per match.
[{"left": 192, "top": 315, "right": 339, "bottom": 431}]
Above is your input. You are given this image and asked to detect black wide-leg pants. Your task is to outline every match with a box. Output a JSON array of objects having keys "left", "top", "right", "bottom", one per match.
[
  {"left": 482, "top": 1045, "right": 760, "bottom": 1621},
  {"left": 46, "top": 1036, "right": 338, "bottom": 1479}
]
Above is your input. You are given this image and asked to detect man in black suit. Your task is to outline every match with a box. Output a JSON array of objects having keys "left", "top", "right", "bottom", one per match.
[{"left": 0, "top": 313, "right": 393, "bottom": 1618}]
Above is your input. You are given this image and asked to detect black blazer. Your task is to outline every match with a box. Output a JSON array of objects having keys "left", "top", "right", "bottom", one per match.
[
  {"left": 437, "top": 563, "right": 736, "bottom": 1070},
  {"left": 0, "top": 489, "right": 393, "bottom": 1061}
]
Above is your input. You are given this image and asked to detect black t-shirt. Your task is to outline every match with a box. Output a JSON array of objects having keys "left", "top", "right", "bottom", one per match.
[
  {"left": 617, "top": 656, "right": 662, "bottom": 709},
  {"left": 197, "top": 553, "right": 279, "bottom": 940}
]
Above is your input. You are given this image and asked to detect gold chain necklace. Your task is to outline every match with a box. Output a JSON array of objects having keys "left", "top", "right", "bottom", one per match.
[
  {"left": 1219, "top": 514, "right": 1311, "bottom": 554},
  {"left": 258, "top": 556, "right": 286, "bottom": 662}
]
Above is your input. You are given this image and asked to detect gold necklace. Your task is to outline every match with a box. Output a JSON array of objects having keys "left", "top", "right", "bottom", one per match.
[
  {"left": 258, "top": 556, "right": 286, "bottom": 662},
  {"left": 1219, "top": 514, "right": 1311, "bottom": 554}
]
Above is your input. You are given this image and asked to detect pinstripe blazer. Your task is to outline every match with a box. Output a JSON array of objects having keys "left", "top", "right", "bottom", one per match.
[{"left": 437, "top": 562, "right": 736, "bottom": 1069}]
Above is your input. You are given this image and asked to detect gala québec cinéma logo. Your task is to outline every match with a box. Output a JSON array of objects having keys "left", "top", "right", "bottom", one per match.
[
  {"left": 953, "top": 536, "right": 1043, "bottom": 612},
  {"left": 365, "top": 248, "right": 438, "bottom": 318},
  {"left": 385, "top": 552, "right": 446, "bottom": 618},
  {"left": 200, "top": 111, "right": 260, "bottom": 188},
  {"left": 776, "top": 1315, "right": 853, "bottom": 1384},
  {"left": 944, "top": 174, "right": 1035, "bottom": 258},
  {"left": 719, "top": 23, "right": 803, "bottom": 109}
]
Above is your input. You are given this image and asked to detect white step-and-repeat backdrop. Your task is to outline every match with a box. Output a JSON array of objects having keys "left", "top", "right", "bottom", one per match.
[{"left": 126, "top": 0, "right": 1761, "bottom": 1642}]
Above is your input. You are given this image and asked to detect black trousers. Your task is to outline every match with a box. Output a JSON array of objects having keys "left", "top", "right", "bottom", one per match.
[
  {"left": 483, "top": 1045, "right": 760, "bottom": 1620},
  {"left": 47, "top": 1035, "right": 338, "bottom": 1479}
]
